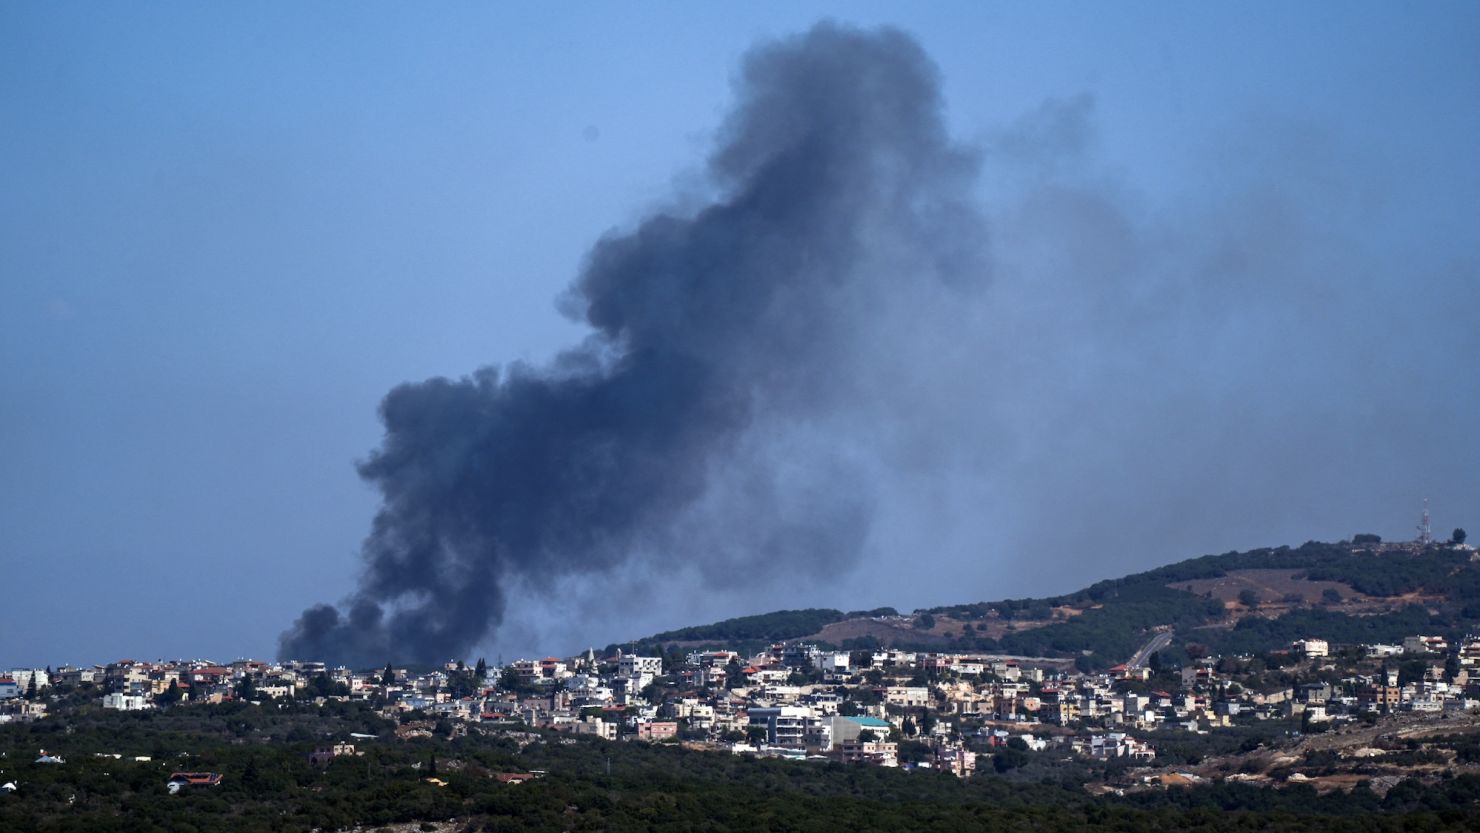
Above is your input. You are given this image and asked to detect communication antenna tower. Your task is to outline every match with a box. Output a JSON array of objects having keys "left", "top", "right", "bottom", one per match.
[{"left": 1417, "top": 498, "right": 1432, "bottom": 546}]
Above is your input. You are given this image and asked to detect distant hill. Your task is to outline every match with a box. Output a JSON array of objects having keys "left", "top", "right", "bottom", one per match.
[
  {"left": 629, "top": 540, "right": 1480, "bottom": 669},
  {"left": 643, "top": 607, "right": 899, "bottom": 645}
]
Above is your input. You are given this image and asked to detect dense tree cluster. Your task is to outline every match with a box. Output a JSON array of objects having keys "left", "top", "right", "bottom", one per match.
[
  {"left": 3, "top": 703, "right": 1478, "bottom": 832},
  {"left": 645, "top": 608, "right": 848, "bottom": 645}
]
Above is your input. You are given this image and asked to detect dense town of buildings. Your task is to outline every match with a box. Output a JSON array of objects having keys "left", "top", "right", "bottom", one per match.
[{"left": 6, "top": 628, "right": 1480, "bottom": 782}]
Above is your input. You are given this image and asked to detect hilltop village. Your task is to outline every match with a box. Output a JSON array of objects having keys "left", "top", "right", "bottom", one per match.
[
  {"left": 7, "top": 536, "right": 1480, "bottom": 813},
  {"left": 7, "top": 627, "right": 1480, "bottom": 791}
]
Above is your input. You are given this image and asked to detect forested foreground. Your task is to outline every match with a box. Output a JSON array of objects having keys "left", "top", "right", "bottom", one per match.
[{"left": 2, "top": 702, "right": 1479, "bottom": 832}]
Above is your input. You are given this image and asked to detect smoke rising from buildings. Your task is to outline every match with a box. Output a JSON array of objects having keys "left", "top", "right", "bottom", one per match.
[{"left": 279, "top": 23, "right": 989, "bottom": 667}]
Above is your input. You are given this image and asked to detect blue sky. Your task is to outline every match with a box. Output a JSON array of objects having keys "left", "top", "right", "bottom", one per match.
[{"left": 3, "top": 3, "right": 1478, "bottom": 667}]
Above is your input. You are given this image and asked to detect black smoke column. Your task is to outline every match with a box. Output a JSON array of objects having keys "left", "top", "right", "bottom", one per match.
[{"left": 279, "top": 22, "right": 986, "bottom": 666}]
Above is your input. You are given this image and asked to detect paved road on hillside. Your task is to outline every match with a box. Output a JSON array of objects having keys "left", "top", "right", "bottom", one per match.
[{"left": 1127, "top": 629, "right": 1175, "bottom": 669}]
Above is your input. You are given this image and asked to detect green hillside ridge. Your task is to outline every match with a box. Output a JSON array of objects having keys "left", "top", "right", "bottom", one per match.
[
  {"left": 643, "top": 607, "right": 898, "bottom": 645},
  {"left": 632, "top": 540, "right": 1480, "bottom": 668}
]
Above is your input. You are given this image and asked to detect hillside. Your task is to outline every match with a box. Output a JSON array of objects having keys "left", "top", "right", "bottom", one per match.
[{"left": 631, "top": 540, "right": 1480, "bottom": 669}]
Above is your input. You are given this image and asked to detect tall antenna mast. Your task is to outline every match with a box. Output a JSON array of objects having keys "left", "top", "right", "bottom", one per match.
[{"left": 1417, "top": 497, "right": 1432, "bottom": 546}]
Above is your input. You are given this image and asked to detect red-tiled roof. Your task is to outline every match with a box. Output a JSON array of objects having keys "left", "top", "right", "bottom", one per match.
[{"left": 168, "top": 772, "right": 222, "bottom": 786}]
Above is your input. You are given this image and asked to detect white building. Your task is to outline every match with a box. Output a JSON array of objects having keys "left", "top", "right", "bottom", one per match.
[
  {"left": 838, "top": 738, "right": 898, "bottom": 767},
  {"left": 618, "top": 656, "right": 663, "bottom": 677},
  {"left": 748, "top": 705, "right": 813, "bottom": 748},
  {"left": 1459, "top": 636, "right": 1480, "bottom": 666},
  {"left": 813, "top": 652, "right": 853, "bottom": 674},
  {"left": 1074, "top": 733, "right": 1155, "bottom": 761},
  {"left": 884, "top": 686, "right": 930, "bottom": 708},
  {"left": 572, "top": 717, "right": 617, "bottom": 741},
  {"left": 102, "top": 693, "right": 152, "bottom": 711},
  {"left": 7, "top": 669, "right": 49, "bottom": 692},
  {"left": 1295, "top": 639, "right": 1329, "bottom": 658},
  {"left": 1403, "top": 636, "right": 1448, "bottom": 654}
]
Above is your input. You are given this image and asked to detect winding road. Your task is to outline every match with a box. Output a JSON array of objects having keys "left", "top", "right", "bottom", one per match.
[{"left": 1127, "top": 629, "right": 1174, "bottom": 669}]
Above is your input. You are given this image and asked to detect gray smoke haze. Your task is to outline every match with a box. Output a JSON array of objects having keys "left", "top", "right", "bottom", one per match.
[
  {"left": 896, "top": 94, "right": 1480, "bottom": 599},
  {"left": 279, "top": 23, "right": 988, "bottom": 666},
  {"left": 281, "top": 20, "right": 1480, "bottom": 667}
]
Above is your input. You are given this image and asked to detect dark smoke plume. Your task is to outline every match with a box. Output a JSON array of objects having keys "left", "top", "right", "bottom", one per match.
[{"left": 279, "top": 22, "right": 987, "bottom": 667}]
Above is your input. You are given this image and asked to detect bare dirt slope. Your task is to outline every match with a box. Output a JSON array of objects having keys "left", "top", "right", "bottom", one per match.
[{"left": 1168, "top": 568, "right": 1442, "bottom": 622}]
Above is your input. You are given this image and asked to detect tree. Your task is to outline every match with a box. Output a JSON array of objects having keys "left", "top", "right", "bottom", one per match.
[
  {"left": 23, "top": 675, "right": 37, "bottom": 700},
  {"left": 916, "top": 613, "right": 936, "bottom": 631},
  {"left": 157, "top": 679, "right": 182, "bottom": 705},
  {"left": 474, "top": 658, "right": 488, "bottom": 681},
  {"left": 1238, "top": 589, "right": 1261, "bottom": 608},
  {"left": 897, "top": 739, "right": 932, "bottom": 765},
  {"left": 236, "top": 676, "right": 257, "bottom": 701},
  {"left": 919, "top": 709, "right": 936, "bottom": 736},
  {"left": 1321, "top": 588, "right": 1343, "bottom": 604},
  {"left": 1453, "top": 528, "right": 1468, "bottom": 545},
  {"left": 1397, "top": 659, "right": 1429, "bottom": 685},
  {"left": 1148, "top": 651, "right": 1164, "bottom": 674},
  {"left": 993, "top": 747, "right": 1029, "bottom": 773},
  {"left": 724, "top": 659, "right": 745, "bottom": 690},
  {"left": 381, "top": 664, "right": 395, "bottom": 686},
  {"left": 311, "top": 672, "right": 335, "bottom": 698},
  {"left": 640, "top": 681, "right": 661, "bottom": 703},
  {"left": 499, "top": 666, "right": 524, "bottom": 693},
  {"left": 1353, "top": 533, "right": 1382, "bottom": 544}
]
